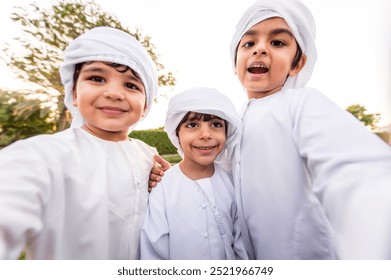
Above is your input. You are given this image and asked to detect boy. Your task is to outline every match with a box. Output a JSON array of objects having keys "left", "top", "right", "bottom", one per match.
[
  {"left": 231, "top": 0, "right": 391, "bottom": 259},
  {"left": 0, "top": 27, "right": 158, "bottom": 259},
  {"left": 140, "top": 87, "right": 248, "bottom": 260}
]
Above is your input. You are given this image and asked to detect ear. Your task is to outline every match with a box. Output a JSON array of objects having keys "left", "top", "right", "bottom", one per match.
[
  {"left": 72, "top": 89, "right": 78, "bottom": 107},
  {"left": 141, "top": 102, "right": 147, "bottom": 117},
  {"left": 289, "top": 54, "right": 307, "bottom": 77}
]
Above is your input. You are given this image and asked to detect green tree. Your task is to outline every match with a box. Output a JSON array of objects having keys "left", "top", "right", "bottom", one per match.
[
  {"left": 2, "top": 0, "right": 175, "bottom": 132},
  {"left": 0, "top": 89, "right": 54, "bottom": 147},
  {"left": 346, "top": 104, "right": 380, "bottom": 130}
]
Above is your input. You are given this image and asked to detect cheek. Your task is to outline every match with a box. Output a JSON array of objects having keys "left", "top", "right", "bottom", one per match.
[
  {"left": 216, "top": 132, "right": 227, "bottom": 144},
  {"left": 130, "top": 95, "right": 146, "bottom": 110}
]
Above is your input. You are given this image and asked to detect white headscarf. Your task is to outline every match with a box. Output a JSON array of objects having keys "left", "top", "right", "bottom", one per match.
[
  {"left": 164, "top": 87, "right": 242, "bottom": 163},
  {"left": 230, "top": 0, "right": 317, "bottom": 89},
  {"left": 60, "top": 26, "right": 158, "bottom": 128}
]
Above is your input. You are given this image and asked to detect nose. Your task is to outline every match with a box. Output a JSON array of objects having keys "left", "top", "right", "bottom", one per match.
[
  {"left": 253, "top": 42, "right": 268, "bottom": 56},
  {"left": 199, "top": 123, "right": 212, "bottom": 140},
  {"left": 103, "top": 86, "right": 125, "bottom": 101}
]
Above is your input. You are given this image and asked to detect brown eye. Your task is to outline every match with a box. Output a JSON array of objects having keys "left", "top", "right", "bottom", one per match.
[
  {"left": 271, "top": 40, "right": 285, "bottom": 47},
  {"left": 243, "top": 41, "right": 255, "bottom": 48},
  {"left": 89, "top": 76, "right": 105, "bottom": 83},
  {"left": 185, "top": 122, "right": 198, "bottom": 128},
  {"left": 211, "top": 121, "right": 224, "bottom": 128},
  {"left": 125, "top": 83, "right": 139, "bottom": 90}
]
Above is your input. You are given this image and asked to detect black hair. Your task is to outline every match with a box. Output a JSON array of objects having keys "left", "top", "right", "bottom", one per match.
[
  {"left": 175, "top": 112, "right": 228, "bottom": 136},
  {"left": 72, "top": 61, "right": 141, "bottom": 90},
  {"left": 291, "top": 41, "right": 303, "bottom": 69}
]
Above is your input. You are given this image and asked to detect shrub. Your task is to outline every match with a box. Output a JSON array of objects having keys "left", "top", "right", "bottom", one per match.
[{"left": 129, "top": 128, "right": 177, "bottom": 155}]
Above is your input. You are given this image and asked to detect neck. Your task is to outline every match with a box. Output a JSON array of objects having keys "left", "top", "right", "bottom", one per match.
[
  {"left": 247, "top": 87, "right": 282, "bottom": 99},
  {"left": 179, "top": 160, "right": 215, "bottom": 180},
  {"left": 82, "top": 124, "right": 128, "bottom": 142}
]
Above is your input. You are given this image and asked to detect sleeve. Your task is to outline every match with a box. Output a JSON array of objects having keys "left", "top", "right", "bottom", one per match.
[
  {"left": 232, "top": 204, "right": 249, "bottom": 260},
  {"left": 0, "top": 141, "right": 51, "bottom": 259},
  {"left": 291, "top": 89, "right": 391, "bottom": 259},
  {"left": 139, "top": 182, "right": 170, "bottom": 260}
]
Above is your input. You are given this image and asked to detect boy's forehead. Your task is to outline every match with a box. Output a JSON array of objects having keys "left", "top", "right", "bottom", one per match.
[{"left": 243, "top": 17, "right": 292, "bottom": 37}]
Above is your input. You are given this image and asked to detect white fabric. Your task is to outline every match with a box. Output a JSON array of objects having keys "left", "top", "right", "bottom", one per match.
[
  {"left": 0, "top": 128, "right": 156, "bottom": 259},
  {"left": 60, "top": 26, "right": 158, "bottom": 128},
  {"left": 238, "top": 87, "right": 391, "bottom": 259},
  {"left": 230, "top": 0, "right": 317, "bottom": 89},
  {"left": 164, "top": 87, "right": 242, "bottom": 162},
  {"left": 140, "top": 164, "right": 248, "bottom": 260}
]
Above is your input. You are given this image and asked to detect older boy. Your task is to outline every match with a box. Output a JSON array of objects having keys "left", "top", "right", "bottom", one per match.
[{"left": 231, "top": 0, "right": 391, "bottom": 259}]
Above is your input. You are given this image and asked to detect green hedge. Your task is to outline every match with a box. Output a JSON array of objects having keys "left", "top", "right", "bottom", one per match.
[{"left": 129, "top": 128, "right": 177, "bottom": 155}]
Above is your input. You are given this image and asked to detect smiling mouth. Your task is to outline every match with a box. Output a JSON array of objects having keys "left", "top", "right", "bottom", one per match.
[
  {"left": 248, "top": 63, "right": 269, "bottom": 74},
  {"left": 99, "top": 106, "right": 128, "bottom": 112},
  {"left": 193, "top": 145, "right": 217, "bottom": 151}
]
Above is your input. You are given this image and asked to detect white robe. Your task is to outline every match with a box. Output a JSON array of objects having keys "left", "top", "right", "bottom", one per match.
[
  {"left": 238, "top": 87, "right": 391, "bottom": 259},
  {"left": 0, "top": 128, "right": 156, "bottom": 259},
  {"left": 140, "top": 164, "right": 248, "bottom": 260}
]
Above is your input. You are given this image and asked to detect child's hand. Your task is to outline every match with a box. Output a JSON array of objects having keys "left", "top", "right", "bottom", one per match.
[{"left": 148, "top": 154, "right": 171, "bottom": 192}]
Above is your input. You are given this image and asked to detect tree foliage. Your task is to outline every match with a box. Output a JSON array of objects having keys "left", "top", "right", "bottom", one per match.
[
  {"left": 2, "top": 0, "right": 176, "bottom": 131},
  {"left": 346, "top": 104, "right": 380, "bottom": 130},
  {"left": 0, "top": 90, "right": 55, "bottom": 147}
]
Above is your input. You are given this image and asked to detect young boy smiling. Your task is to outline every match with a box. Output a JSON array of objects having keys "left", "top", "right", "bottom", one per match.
[
  {"left": 0, "top": 27, "right": 158, "bottom": 259},
  {"left": 140, "top": 88, "right": 248, "bottom": 260}
]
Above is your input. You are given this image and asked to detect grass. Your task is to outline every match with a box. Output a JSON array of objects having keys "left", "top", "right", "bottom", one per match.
[{"left": 162, "top": 154, "right": 181, "bottom": 164}]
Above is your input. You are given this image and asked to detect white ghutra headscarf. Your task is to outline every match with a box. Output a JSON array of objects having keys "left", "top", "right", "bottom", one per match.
[
  {"left": 60, "top": 26, "right": 158, "bottom": 128},
  {"left": 230, "top": 0, "right": 317, "bottom": 89},
  {"left": 164, "top": 87, "right": 242, "bottom": 164}
]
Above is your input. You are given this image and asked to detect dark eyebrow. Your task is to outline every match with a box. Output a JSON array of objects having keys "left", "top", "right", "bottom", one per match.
[
  {"left": 270, "top": 28, "right": 294, "bottom": 38},
  {"left": 80, "top": 66, "right": 105, "bottom": 74},
  {"left": 243, "top": 28, "right": 294, "bottom": 38}
]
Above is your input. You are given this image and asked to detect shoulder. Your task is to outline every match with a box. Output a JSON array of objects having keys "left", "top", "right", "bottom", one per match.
[
  {"left": 150, "top": 165, "right": 184, "bottom": 198},
  {"left": 160, "top": 164, "right": 183, "bottom": 184},
  {"left": 0, "top": 129, "right": 81, "bottom": 171},
  {"left": 284, "top": 87, "right": 326, "bottom": 103},
  {"left": 283, "top": 87, "right": 339, "bottom": 116},
  {"left": 214, "top": 164, "right": 232, "bottom": 179},
  {"left": 2, "top": 129, "right": 76, "bottom": 154},
  {"left": 213, "top": 165, "right": 235, "bottom": 190},
  {"left": 129, "top": 138, "right": 157, "bottom": 155}
]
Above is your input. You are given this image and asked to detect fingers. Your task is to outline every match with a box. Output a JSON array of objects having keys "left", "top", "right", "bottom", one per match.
[
  {"left": 154, "top": 154, "right": 171, "bottom": 171},
  {"left": 151, "top": 164, "right": 164, "bottom": 177},
  {"left": 147, "top": 154, "right": 172, "bottom": 192},
  {"left": 148, "top": 171, "right": 162, "bottom": 192},
  {"left": 149, "top": 172, "right": 162, "bottom": 183},
  {"left": 148, "top": 180, "right": 157, "bottom": 192}
]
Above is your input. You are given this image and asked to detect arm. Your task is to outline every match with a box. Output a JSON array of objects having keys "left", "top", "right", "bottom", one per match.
[
  {"left": 148, "top": 154, "right": 171, "bottom": 191},
  {"left": 292, "top": 89, "right": 391, "bottom": 259},
  {"left": 0, "top": 142, "right": 49, "bottom": 259}
]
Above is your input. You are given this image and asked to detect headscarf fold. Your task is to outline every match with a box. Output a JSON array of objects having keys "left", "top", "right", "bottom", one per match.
[
  {"left": 164, "top": 87, "right": 242, "bottom": 163},
  {"left": 60, "top": 26, "right": 158, "bottom": 128},
  {"left": 230, "top": 0, "right": 317, "bottom": 89}
]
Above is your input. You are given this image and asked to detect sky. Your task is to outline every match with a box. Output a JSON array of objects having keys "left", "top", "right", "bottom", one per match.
[{"left": 0, "top": 0, "right": 390, "bottom": 129}]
